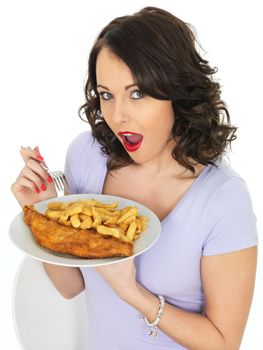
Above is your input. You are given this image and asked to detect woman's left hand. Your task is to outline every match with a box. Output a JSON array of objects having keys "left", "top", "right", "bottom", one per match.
[{"left": 95, "top": 258, "right": 137, "bottom": 300}]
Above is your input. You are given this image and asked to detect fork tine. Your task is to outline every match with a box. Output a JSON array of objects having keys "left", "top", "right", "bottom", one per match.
[
  {"left": 50, "top": 171, "right": 68, "bottom": 193},
  {"left": 53, "top": 175, "right": 62, "bottom": 192},
  {"left": 55, "top": 176, "right": 63, "bottom": 192},
  {"left": 56, "top": 174, "right": 64, "bottom": 192},
  {"left": 50, "top": 172, "right": 63, "bottom": 192},
  {"left": 62, "top": 173, "right": 69, "bottom": 192}
]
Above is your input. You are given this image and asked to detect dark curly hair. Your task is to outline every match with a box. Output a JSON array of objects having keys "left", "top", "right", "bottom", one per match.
[{"left": 79, "top": 6, "right": 237, "bottom": 173}]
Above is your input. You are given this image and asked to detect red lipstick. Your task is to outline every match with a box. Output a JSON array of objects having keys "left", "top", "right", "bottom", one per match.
[{"left": 117, "top": 131, "right": 144, "bottom": 152}]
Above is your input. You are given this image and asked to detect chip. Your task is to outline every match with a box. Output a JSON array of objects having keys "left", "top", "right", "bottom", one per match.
[{"left": 45, "top": 199, "right": 148, "bottom": 243}]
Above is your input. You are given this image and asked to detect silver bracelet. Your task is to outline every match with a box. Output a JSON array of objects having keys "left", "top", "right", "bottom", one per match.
[{"left": 141, "top": 295, "right": 165, "bottom": 337}]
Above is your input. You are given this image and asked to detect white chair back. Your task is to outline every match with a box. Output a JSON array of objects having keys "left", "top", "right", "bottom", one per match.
[{"left": 13, "top": 256, "right": 88, "bottom": 350}]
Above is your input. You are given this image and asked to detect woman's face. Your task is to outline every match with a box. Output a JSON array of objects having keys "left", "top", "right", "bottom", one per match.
[{"left": 96, "top": 47, "right": 175, "bottom": 165}]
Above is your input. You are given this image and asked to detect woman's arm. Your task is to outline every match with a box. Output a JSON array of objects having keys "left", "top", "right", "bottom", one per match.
[
  {"left": 122, "top": 246, "right": 257, "bottom": 350},
  {"left": 42, "top": 263, "right": 85, "bottom": 299},
  {"left": 11, "top": 146, "right": 84, "bottom": 300}
]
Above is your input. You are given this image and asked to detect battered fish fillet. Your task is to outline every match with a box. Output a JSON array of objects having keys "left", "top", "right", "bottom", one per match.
[{"left": 23, "top": 205, "right": 133, "bottom": 258}]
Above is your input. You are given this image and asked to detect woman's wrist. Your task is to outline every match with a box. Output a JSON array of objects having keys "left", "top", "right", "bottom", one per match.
[{"left": 122, "top": 282, "right": 161, "bottom": 324}]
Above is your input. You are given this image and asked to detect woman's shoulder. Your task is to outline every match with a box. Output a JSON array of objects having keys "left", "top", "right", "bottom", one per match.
[
  {"left": 203, "top": 158, "right": 256, "bottom": 226},
  {"left": 198, "top": 158, "right": 255, "bottom": 219},
  {"left": 65, "top": 130, "right": 106, "bottom": 175},
  {"left": 67, "top": 130, "right": 99, "bottom": 152},
  {"left": 64, "top": 130, "right": 107, "bottom": 194},
  {"left": 201, "top": 159, "right": 258, "bottom": 255},
  {"left": 66, "top": 130, "right": 104, "bottom": 162},
  {"left": 205, "top": 158, "right": 248, "bottom": 194}
]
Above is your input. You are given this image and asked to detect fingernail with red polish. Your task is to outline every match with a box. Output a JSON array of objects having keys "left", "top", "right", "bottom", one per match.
[
  {"left": 41, "top": 184, "right": 46, "bottom": 191},
  {"left": 37, "top": 155, "right": 44, "bottom": 161},
  {"left": 35, "top": 188, "right": 40, "bottom": 194},
  {"left": 47, "top": 175, "right": 53, "bottom": 183}
]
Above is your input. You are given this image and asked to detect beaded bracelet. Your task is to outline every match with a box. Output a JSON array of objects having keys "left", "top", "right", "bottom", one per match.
[{"left": 141, "top": 295, "right": 165, "bottom": 337}]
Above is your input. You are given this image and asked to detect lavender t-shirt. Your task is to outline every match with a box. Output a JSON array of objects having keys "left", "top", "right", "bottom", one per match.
[{"left": 64, "top": 131, "right": 258, "bottom": 350}]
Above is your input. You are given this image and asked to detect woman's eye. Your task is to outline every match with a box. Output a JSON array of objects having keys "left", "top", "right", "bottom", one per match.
[
  {"left": 99, "top": 92, "right": 112, "bottom": 100},
  {"left": 131, "top": 90, "right": 144, "bottom": 99},
  {"left": 98, "top": 90, "right": 144, "bottom": 100}
]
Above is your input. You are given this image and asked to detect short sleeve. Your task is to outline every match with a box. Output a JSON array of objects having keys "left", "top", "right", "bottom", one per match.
[
  {"left": 64, "top": 155, "right": 78, "bottom": 194},
  {"left": 64, "top": 131, "right": 93, "bottom": 194},
  {"left": 202, "top": 177, "right": 258, "bottom": 256}
]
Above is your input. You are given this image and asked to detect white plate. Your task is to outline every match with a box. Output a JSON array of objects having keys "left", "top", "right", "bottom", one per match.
[{"left": 9, "top": 194, "right": 161, "bottom": 267}]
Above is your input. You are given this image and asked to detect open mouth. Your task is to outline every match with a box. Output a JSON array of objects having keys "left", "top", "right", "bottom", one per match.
[
  {"left": 118, "top": 132, "right": 144, "bottom": 152},
  {"left": 123, "top": 134, "right": 143, "bottom": 145}
]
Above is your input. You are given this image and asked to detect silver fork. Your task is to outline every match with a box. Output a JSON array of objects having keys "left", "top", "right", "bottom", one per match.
[
  {"left": 20, "top": 147, "right": 68, "bottom": 194},
  {"left": 49, "top": 171, "right": 68, "bottom": 194},
  {"left": 38, "top": 160, "right": 68, "bottom": 194}
]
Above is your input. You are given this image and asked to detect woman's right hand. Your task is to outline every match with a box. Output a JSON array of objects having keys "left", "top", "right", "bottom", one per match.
[{"left": 11, "top": 146, "right": 57, "bottom": 208}]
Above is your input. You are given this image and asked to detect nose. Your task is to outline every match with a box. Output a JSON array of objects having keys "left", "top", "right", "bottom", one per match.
[{"left": 111, "top": 97, "right": 130, "bottom": 125}]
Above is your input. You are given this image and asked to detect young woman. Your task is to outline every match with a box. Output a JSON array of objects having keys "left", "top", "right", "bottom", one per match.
[{"left": 11, "top": 7, "right": 258, "bottom": 350}]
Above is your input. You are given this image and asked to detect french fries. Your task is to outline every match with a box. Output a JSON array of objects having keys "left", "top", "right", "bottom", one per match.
[{"left": 45, "top": 199, "right": 149, "bottom": 243}]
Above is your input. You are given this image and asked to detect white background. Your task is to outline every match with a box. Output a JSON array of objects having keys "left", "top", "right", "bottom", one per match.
[{"left": 0, "top": 0, "right": 262, "bottom": 349}]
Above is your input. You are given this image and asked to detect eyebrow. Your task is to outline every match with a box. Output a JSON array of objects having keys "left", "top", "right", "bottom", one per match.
[{"left": 96, "top": 83, "right": 139, "bottom": 91}]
